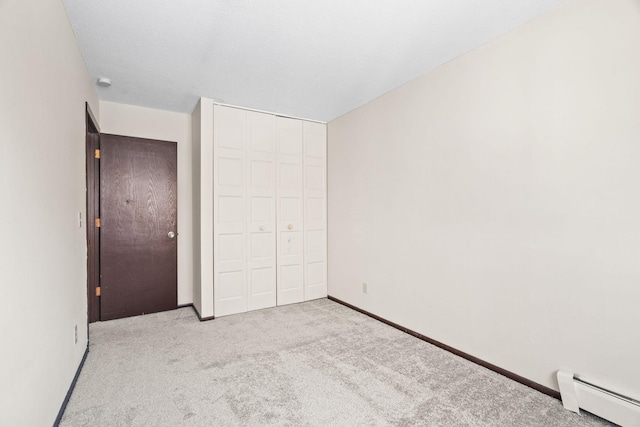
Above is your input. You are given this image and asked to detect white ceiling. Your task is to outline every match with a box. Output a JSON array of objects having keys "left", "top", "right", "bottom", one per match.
[{"left": 63, "top": 0, "right": 570, "bottom": 122}]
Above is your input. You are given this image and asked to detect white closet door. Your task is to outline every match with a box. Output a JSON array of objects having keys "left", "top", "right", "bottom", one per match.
[
  {"left": 213, "top": 105, "right": 247, "bottom": 316},
  {"left": 246, "top": 111, "right": 277, "bottom": 311},
  {"left": 276, "top": 117, "right": 304, "bottom": 305},
  {"left": 303, "top": 121, "right": 327, "bottom": 301}
]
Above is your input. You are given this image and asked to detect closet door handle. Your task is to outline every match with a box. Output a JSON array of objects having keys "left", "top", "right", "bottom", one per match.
[
  {"left": 259, "top": 225, "right": 265, "bottom": 231},
  {"left": 287, "top": 224, "right": 293, "bottom": 230}
]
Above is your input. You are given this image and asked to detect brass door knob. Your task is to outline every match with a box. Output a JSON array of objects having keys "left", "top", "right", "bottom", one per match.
[{"left": 287, "top": 224, "right": 293, "bottom": 230}]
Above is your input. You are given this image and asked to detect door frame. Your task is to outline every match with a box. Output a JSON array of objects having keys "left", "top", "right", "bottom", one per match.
[{"left": 86, "top": 103, "right": 100, "bottom": 323}]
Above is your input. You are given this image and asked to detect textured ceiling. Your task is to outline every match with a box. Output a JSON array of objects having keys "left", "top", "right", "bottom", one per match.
[{"left": 63, "top": 0, "right": 569, "bottom": 122}]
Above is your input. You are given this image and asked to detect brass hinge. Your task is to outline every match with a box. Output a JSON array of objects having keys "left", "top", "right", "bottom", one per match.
[
  {"left": 95, "top": 218, "right": 101, "bottom": 228},
  {"left": 94, "top": 149, "right": 101, "bottom": 159},
  {"left": 95, "top": 286, "right": 101, "bottom": 297}
]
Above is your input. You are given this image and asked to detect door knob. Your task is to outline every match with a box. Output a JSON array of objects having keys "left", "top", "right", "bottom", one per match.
[
  {"left": 287, "top": 224, "right": 293, "bottom": 230},
  {"left": 259, "top": 225, "right": 265, "bottom": 231},
  {"left": 168, "top": 231, "right": 176, "bottom": 239}
]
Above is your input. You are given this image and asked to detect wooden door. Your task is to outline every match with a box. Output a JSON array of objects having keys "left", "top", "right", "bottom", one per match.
[
  {"left": 100, "top": 134, "right": 177, "bottom": 320},
  {"left": 276, "top": 117, "right": 305, "bottom": 305},
  {"left": 303, "top": 122, "right": 328, "bottom": 300}
]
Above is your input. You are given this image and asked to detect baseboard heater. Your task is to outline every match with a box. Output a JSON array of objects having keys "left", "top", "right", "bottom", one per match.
[{"left": 557, "top": 370, "right": 640, "bottom": 426}]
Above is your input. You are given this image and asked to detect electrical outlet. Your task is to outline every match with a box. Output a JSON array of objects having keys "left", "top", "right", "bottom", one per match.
[
  {"left": 74, "top": 325, "right": 78, "bottom": 344},
  {"left": 362, "top": 282, "right": 368, "bottom": 294}
]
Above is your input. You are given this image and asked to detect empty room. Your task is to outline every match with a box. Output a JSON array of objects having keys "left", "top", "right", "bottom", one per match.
[{"left": 1, "top": 0, "right": 639, "bottom": 425}]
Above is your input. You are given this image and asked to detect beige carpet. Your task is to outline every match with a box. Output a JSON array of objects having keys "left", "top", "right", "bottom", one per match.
[{"left": 61, "top": 299, "right": 610, "bottom": 426}]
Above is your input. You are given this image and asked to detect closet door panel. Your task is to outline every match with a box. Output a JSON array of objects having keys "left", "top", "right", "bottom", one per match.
[
  {"left": 214, "top": 105, "right": 247, "bottom": 316},
  {"left": 246, "top": 111, "right": 277, "bottom": 311},
  {"left": 303, "top": 121, "right": 327, "bottom": 301},
  {"left": 276, "top": 117, "right": 304, "bottom": 305},
  {"left": 211, "top": 106, "right": 326, "bottom": 315}
]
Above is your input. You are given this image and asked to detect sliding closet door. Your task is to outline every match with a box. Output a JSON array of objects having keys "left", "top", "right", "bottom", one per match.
[
  {"left": 213, "top": 105, "right": 247, "bottom": 316},
  {"left": 276, "top": 117, "right": 305, "bottom": 305},
  {"left": 211, "top": 104, "right": 323, "bottom": 316},
  {"left": 303, "top": 121, "right": 328, "bottom": 300},
  {"left": 213, "top": 105, "right": 277, "bottom": 316},
  {"left": 246, "top": 111, "right": 277, "bottom": 311}
]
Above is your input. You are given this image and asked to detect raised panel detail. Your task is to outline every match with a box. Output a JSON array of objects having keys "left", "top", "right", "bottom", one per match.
[
  {"left": 306, "top": 230, "right": 324, "bottom": 254},
  {"left": 307, "top": 261, "right": 324, "bottom": 286},
  {"left": 279, "top": 163, "right": 301, "bottom": 189},
  {"left": 219, "top": 234, "right": 243, "bottom": 261},
  {"left": 250, "top": 126, "right": 274, "bottom": 153},
  {"left": 279, "top": 197, "right": 300, "bottom": 221},
  {"left": 250, "top": 197, "right": 272, "bottom": 222},
  {"left": 250, "top": 232, "right": 274, "bottom": 259},
  {"left": 279, "top": 129, "right": 302, "bottom": 155},
  {"left": 219, "top": 271, "right": 243, "bottom": 300},
  {"left": 218, "top": 158, "right": 243, "bottom": 187},
  {"left": 250, "top": 160, "right": 272, "bottom": 188},
  {"left": 306, "top": 198, "right": 324, "bottom": 222},
  {"left": 280, "top": 264, "right": 302, "bottom": 290},
  {"left": 218, "top": 123, "right": 243, "bottom": 150},
  {"left": 218, "top": 196, "right": 243, "bottom": 223},
  {"left": 280, "top": 231, "right": 301, "bottom": 256},
  {"left": 305, "top": 165, "right": 324, "bottom": 190},
  {"left": 306, "top": 133, "right": 325, "bottom": 158},
  {"left": 251, "top": 267, "right": 275, "bottom": 295}
]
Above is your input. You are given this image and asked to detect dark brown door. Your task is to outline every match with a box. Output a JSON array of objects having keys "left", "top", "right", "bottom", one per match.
[{"left": 100, "top": 134, "right": 177, "bottom": 320}]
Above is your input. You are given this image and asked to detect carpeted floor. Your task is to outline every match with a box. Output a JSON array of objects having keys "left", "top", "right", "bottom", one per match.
[{"left": 61, "top": 299, "right": 611, "bottom": 426}]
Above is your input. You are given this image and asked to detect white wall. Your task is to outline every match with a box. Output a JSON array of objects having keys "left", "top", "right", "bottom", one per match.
[
  {"left": 328, "top": 0, "right": 640, "bottom": 399},
  {"left": 191, "top": 101, "right": 203, "bottom": 315},
  {"left": 0, "top": 0, "right": 99, "bottom": 425},
  {"left": 99, "top": 101, "right": 194, "bottom": 305},
  {"left": 191, "top": 98, "right": 215, "bottom": 318}
]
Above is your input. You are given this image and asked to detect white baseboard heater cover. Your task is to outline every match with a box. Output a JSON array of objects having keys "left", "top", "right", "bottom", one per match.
[{"left": 557, "top": 370, "right": 640, "bottom": 427}]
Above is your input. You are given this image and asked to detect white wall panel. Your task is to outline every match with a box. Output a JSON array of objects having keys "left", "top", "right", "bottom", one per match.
[
  {"left": 328, "top": 0, "right": 640, "bottom": 399},
  {"left": 0, "top": 0, "right": 99, "bottom": 424}
]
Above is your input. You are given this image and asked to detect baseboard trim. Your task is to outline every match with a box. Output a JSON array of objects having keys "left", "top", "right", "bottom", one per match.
[
  {"left": 190, "top": 304, "right": 215, "bottom": 322},
  {"left": 53, "top": 344, "right": 89, "bottom": 427},
  {"left": 327, "top": 295, "right": 561, "bottom": 401}
]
